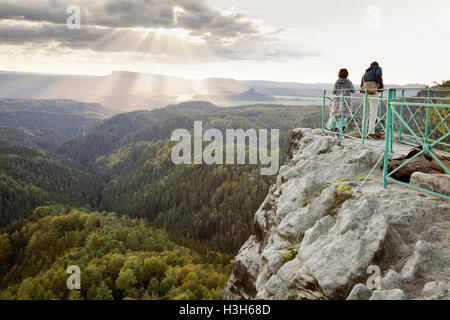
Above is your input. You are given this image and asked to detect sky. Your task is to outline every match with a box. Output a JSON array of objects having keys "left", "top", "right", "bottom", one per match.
[{"left": 0, "top": 0, "right": 448, "bottom": 84}]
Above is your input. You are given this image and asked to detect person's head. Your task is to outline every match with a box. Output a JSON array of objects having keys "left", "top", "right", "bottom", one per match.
[
  {"left": 338, "top": 68, "right": 349, "bottom": 79},
  {"left": 370, "top": 61, "right": 379, "bottom": 68}
]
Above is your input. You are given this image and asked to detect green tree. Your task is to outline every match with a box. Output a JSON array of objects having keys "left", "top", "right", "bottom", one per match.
[
  {"left": 125, "top": 231, "right": 140, "bottom": 251},
  {"left": 0, "top": 233, "right": 13, "bottom": 264},
  {"left": 115, "top": 269, "right": 137, "bottom": 294},
  {"left": 143, "top": 257, "right": 167, "bottom": 281},
  {"left": 95, "top": 281, "right": 114, "bottom": 300}
]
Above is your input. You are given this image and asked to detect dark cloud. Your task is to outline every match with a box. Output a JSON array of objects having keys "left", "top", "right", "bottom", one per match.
[
  {"left": 0, "top": 23, "right": 119, "bottom": 50},
  {"left": 0, "top": 22, "right": 189, "bottom": 55},
  {"left": 0, "top": 0, "right": 259, "bottom": 37}
]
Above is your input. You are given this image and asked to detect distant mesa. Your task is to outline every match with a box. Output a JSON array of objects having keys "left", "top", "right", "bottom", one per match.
[
  {"left": 193, "top": 88, "right": 276, "bottom": 103},
  {"left": 230, "top": 88, "right": 276, "bottom": 101}
]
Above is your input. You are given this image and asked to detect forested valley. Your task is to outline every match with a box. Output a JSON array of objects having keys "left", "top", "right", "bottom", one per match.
[{"left": 0, "top": 98, "right": 322, "bottom": 299}]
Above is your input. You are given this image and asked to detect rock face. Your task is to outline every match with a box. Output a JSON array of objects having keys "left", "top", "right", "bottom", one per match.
[{"left": 224, "top": 128, "right": 450, "bottom": 300}]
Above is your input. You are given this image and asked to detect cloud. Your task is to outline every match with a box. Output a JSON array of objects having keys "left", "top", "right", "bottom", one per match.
[
  {"left": 0, "top": 0, "right": 315, "bottom": 62},
  {"left": 0, "top": 0, "right": 259, "bottom": 37},
  {"left": 0, "top": 22, "right": 150, "bottom": 51}
]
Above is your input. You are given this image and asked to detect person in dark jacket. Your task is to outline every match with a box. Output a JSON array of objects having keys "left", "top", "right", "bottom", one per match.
[
  {"left": 326, "top": 68, "right": 355, "bottom": 133},
  {"left": 361, "top": 61, "right": 384, "bottom": 137}
]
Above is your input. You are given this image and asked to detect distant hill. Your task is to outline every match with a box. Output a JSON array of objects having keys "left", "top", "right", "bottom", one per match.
[
  {"left": 231, "top": 88, "right": 276, "bottom": 101},
  {"left": 0, "top": 70, "right": 426, "bottom": 111},
  {"left": 0, "top": 98, "right": 114, "bottom": 150},
  {"left": 0, "top": 71, "right": 247, "bottom": 111},
  {"left": 0, "top": 127, "right": 62, "bottom": 151}
]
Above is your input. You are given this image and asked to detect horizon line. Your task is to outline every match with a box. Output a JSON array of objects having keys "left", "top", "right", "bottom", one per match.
[{"left": 0, "top": 68, "right": 431, "bottom": 87}]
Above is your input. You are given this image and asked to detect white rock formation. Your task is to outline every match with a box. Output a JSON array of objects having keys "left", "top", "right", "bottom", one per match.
[{"left": 224, "top": 128, "right": 450, "bottom": 300}]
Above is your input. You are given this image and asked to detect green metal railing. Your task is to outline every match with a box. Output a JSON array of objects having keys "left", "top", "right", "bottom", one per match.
[
  {"left": 321, "top": 87, "right": 450, "bottom": 200},
  {"left": 322, "top": 89, "right": 389, "bottom": 143}
]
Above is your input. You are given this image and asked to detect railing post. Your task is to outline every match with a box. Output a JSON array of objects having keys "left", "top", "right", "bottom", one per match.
[
  {"left": 340, "top": 90, "right": 345, "bottom": 141},
  {"left": 362, "top": 90, "right": 368, "bottom": 144},
  {"left": 383, "top": 89, "right": 393, "bottom": 188},
  {"left": 390, "top": 90, "right": 396, "bottom": 151},
  {"left": 322, "top": 90, "right": 326, "bottom": 134},
  {"left": 398, "top": 89, "right": 405, "bottom": 142},
  {"left": 376, "top": 90, "right": 384, "bottom": 133},
  {"left": 424, "top": 89, "right": 431, "bottom": 143}
]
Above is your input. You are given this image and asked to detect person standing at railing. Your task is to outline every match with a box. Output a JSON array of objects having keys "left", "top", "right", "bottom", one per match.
[
  {"left": 326, "top": 68, "right": 355, "bottom": 134},
  {"left": 361, "top": 61, "right": 384, "bottom": 138}
]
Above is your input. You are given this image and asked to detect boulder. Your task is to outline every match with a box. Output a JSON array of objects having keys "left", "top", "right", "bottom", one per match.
[
  {"left": 422, "top": 281, "right": 449, "bottom": 300},
  {"left": 410, "top": 172, "right": 450, "bottom": 196},
  {"left": 381, "top": 270, "right": 402, "bottom": 290},
  {"left": 370, "top": 289, "right": 408, "bottom": 300},
  {"left": 347, "top": 284, "right": 373, "bottom": 300}
]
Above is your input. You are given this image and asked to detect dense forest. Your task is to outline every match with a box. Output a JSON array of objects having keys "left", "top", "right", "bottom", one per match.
[
  {"left": 0, "top": 206, "right": 231, "bottom": 300},
  {"left": 56, "top": 102, "right": 320, "bottom": 167},
  {"left": 0, "top": 98, "right": 113, "bottom": 151},
  {"left": 97, "top": 140, "right": 272, "bottom": 252},
  {"left": 0, "top": 142, "right": 104, "bottom": 226},
  {"left": 0, "top": 100, "right": 322, "bottom": 253}
]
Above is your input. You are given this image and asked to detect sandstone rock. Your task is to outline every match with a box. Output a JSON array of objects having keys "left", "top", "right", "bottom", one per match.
[
  {"left": 400, "top": 241, "right": 434, "bottom": 288},
  {"left": 274, "top": 209, "right": 390, "bottom": 299},
  {"left": 223, "top": 236, "right": 259, "bottom": 300},
  {"left": 347, "top": 284, "right": 373, "bottom": 300},
  {"left": 277, "top": 186, "right": 337, "bottom": 243}
]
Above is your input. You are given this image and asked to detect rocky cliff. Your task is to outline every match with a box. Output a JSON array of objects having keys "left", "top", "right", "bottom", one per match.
[{"left": 224, "top": 128, "right": 449, "bottom": 300}]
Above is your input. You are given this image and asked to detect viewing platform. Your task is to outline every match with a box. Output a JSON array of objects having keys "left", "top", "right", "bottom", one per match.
[{"left": 320, "top": 87, "right": 450, "bottom": 200}]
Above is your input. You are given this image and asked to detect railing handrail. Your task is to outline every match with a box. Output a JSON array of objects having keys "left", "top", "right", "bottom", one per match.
[
  {"left": 325, "top": 96, "right": 450, "bottom": 102},
  {"left": 323, "top": 87, "right": 450, "bottom": 92}
]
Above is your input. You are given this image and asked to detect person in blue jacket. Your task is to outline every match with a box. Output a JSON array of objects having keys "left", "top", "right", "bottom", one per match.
[{"left": 361, "top": 61, "right": 384, "bottom": 137}]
